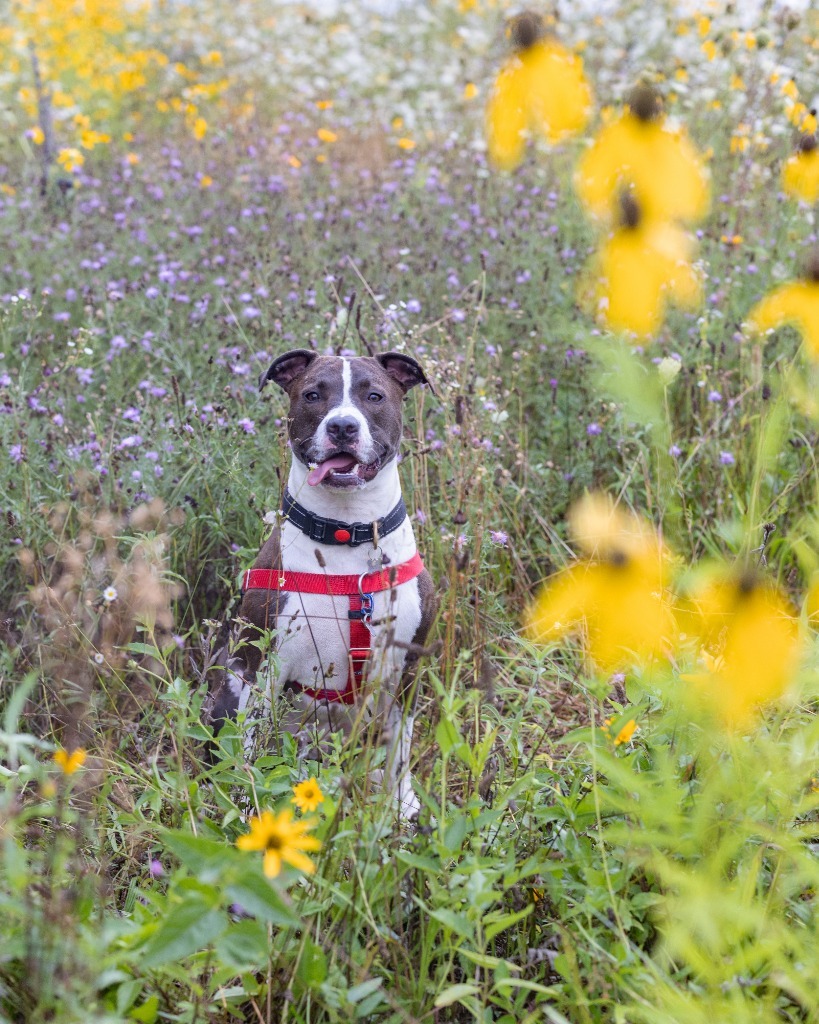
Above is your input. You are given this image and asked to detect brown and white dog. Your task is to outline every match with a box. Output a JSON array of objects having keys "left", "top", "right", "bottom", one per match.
[{"left": 207, "top": 349, "right": 436, "bottom": 818}]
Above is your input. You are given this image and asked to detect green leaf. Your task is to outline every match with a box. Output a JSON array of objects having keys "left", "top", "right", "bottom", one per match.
[
  {"left": 419, "top": 901, "right": 474, "bottom": 941},
  {"left": 347, "top": 977, "right": 383, "bottom": 1003},
  {"left": 394, "top": 849, "right": 441, "bottom": 873},
  {"left": 225, "top": 872, "right": 300, "bottom": 929},
  {"left": 295, "top": 938, "right": 327, "bottom": 990},
  {"left": 163, "top": 830, "right": 232, "bottom": 873},
  {"left": 484, "top": 904, "right": 533, "bottom": 942},
  {"left": 140, "top": 899, "right": 227, "bottom": 968},
  {"left": 434, "top": 983, "right": 480, "bottom": 1008},
  {"left": 215, "top": 919, "right": 270, "bottom": 971},
  {"left": 129, "top": 995, "right": 159, "bottom": 1023}
]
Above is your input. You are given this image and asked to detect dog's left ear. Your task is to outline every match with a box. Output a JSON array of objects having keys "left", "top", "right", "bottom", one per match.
[{"left": 376, "top": 352, "right": 435, "bottom": 395}]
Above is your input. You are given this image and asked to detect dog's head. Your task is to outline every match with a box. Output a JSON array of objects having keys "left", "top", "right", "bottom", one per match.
[{"left": 259, "top": 350, "right": 431, "bottom": 489}]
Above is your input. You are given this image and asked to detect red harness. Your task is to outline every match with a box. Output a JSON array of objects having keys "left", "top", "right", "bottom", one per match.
[{"left": 242, "top": 552, "right": 425, "bottom": 704}]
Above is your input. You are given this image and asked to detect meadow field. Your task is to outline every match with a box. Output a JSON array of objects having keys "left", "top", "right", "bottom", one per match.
[{"left": 2, "top": 0, "right": 819, "bottom": 1021}]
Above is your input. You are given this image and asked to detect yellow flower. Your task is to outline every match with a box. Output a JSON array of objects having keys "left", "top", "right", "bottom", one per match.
[
  {"left": 236, "top": 808, "right": 321, "bottom": 878},
  {"left": 701, "top": 39, "right": 717, "bottom": 61},
  {"left": 575, "top": 85, "right": 709, "bottom": 224},
  {"left": 287, "top": 155, "right": 302, "bottom": 169},
  {"left": 586, "top": 196, "right": 701, "bottom": 337},
  {"left": 292, "top": 777, "right": 325, "bottom": 812},
  {"left": 317, "top": 128, "right": 338, "bottom": 143},
  {"left": 315, "top": 99, "right": 333, "bottom": 110},
  {"left": 782, "top": 136, "right": 819, "bottom": 204},
  {"left": 199, "top": 174, "right": 213, "bottom": 189},
  {"left": 745, "top": 254, "right": 819, "bottom": 359},
  {"left": 681, "top": 569, "right": 801, "bottom": 726},
  {"left": 192, "top": 117, "right": 208, "bottom": 140},
  {"left": 485, "top": 12, "right": 592, "bottom": 171},
  {"left": 613, "top": 719, "right": 637, "bottom": 745},
  {"left": 53, "top": 747, "right": 87, "bottom": 775},
  {"left": 397, "top": 137, "right": 415, "bottom": 150},
  {"left": 30, "top": 125, "right": 45, "bottom": 145},
  {"left": 787, "top": 102, "right": 808, "bottom": 127},
  {"left": 463, "top": 82, "right": 478, "bottom": 100},
  {"left": 781, "top": 79, "right": 799, "bottom": 100},
  {"left": 126, "top": 152, "right": 140, "bottom": 165},
  {"left": 525, "top": 493, "right": 675, "bottom": 671},
  {"left": 603, "top": 717, "right": 638, "bottom": 745},
  {"left": 57, "top": 148, "right": 84, "bottom": 173}
]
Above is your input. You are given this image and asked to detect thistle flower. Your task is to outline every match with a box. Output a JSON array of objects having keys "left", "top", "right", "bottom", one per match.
[
  {"left": 485, "top": 11, "right": 592, "bottom": 171},
  {"left": 745, "top": 251, "right": 819, "bottom": 359},
  {"left": 782, "top": 134, "right": 819, "bottom": 203},
  {"left": 680, "top": 569, "right": 801, "bottom": 726},
  {"left": 575, "top": 84, "right": 709, "bottom": 223},
  {"left": 236, "top": 808, "right": 321, "bottom": 878},
  {"left": 525, "top": 493, "right": 675, "bottom": 670},
  {"left": 586, "top": 193, "right": 701, "bottom": 337}
]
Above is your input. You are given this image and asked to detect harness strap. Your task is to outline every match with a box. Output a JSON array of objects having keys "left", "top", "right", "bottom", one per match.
[{"left": 242, "top": 552, "right": 425, "bottom": 704}]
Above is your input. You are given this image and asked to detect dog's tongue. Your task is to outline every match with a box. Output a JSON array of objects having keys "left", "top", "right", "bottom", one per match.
[{"left": 307, "top": 454, "right": 358, "bottom": 485}]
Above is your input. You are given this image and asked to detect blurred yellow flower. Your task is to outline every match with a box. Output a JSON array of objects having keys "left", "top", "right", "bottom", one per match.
[
  {"left": 126, "top": 152, "right": 140, "bottom": 165},
  {"left": 701, "top": 39, "right": 717, "bottom": 61},
  {"left": 463, "top": 82, "right": 478, "bottom": 100},
  {"left": 315, "top": 99, "right": 333, "bottom": 110},
  {"left": 54, "top": 747, "right": 87, "bottom": 774},
  {"left": 782, "top": 136, "right": 819, "bottom": 203},
  {"left": 587, "top": 196, "right": 701, "bottom": 337},
  {"left": 681, "top": 570, "right": 801, "bottom": 726},
  {"left": 287, "top": 155, "right": 302, "bottom": 169},
  {"left": 746, "top": 254, "right": 819, "bottom": 358},
  {"left": 292, "top": 777, "right": 325, "bottom": 812},
  {"left": 397, "top": 137, "right": 416, "bottom": 150},
  {"left": 603, "top": 717, "right": 638, "bottom": 745},
  {"left": 30, "top": 125, "right": 45, "bottom": 145},
  {"left": 526, "top": 493, "right": 675, "bottom": 671},
  {"left": 782, "top": 79, "right": 799, "bottom": 100},
  {"left": 199, "top": 174, "right": 213, "bottom": 189},
  {"left": 192, "top": 117, "right": 208, "bottom": 140},
  {"left": 236, "top": 808, "right": 321, "bottom": 878},
  {"left": 317, "top": 128, "right": 338, "bottom": 143},
  {"left": 57, "top": 148, "right": 84, "bottom": 172},
  {"left": 485, "top": 12, "right": 592, "bottom": 171},
  {"left": 575, "top": 85, "right": 709, "bottom": 224}
]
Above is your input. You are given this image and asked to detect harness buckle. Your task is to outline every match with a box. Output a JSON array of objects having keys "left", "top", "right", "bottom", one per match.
[{"left": 356, "top": 572, "right": 375, "bottom": 628}]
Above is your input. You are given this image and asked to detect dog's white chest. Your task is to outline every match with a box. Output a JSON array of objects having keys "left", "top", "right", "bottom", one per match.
[{"left": 271, "top": 518, "right": 423, "bottom": 700}]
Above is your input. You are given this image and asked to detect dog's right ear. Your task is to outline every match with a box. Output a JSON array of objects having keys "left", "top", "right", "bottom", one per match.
[{"left": 259, "top": 349, "right": 317, "bottom": 392}]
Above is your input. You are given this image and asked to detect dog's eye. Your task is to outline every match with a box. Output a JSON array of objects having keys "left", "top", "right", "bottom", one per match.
[
  {"left": 303, "top": 390, "right": 320, "bottom": 403},
  {"left": 367, "top": 392, "right": 384, "bottom": 403}
]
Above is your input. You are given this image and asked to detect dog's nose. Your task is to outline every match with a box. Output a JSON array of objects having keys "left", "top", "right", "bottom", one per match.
[{"left": 326, "top": 415, "right": 360, "bottom": 442}]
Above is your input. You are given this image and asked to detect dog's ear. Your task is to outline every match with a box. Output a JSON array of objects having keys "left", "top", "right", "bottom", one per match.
[
  {"left": 259, "top": 349, "right": 317, "bottom": 392},
  {"left": 376, "top": 352, "right": 434, "bottom": 395}
]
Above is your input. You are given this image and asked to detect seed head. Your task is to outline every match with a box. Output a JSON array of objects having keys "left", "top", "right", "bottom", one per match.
[
  {"left": 804, "top": 248, "right": 819, "bottom": 283},
  {"left": 627, "top": 83, "right": 662, "bottom": 123},
  {"left": 797, "top": 133, "right": 818, "bottom": 154},
  {"left": 509, "top": 11, "right": 546, "bottom": 51},
  {"left": 618, "top": 190, "right": 642, "bottom": 229}
]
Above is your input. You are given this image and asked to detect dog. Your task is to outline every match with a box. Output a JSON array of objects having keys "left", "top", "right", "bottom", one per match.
[{"left": 206, "top": 349, "right": 436, "bottom": 818}]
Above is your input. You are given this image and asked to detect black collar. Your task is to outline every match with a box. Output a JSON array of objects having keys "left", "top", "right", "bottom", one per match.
[{"left": 282, "top": 488, "right": 407, "bottom": 547}]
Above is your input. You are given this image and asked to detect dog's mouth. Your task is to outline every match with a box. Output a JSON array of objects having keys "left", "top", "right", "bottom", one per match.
[{"left": 307, "top": 452, "right": 381, "bottom": 488}]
